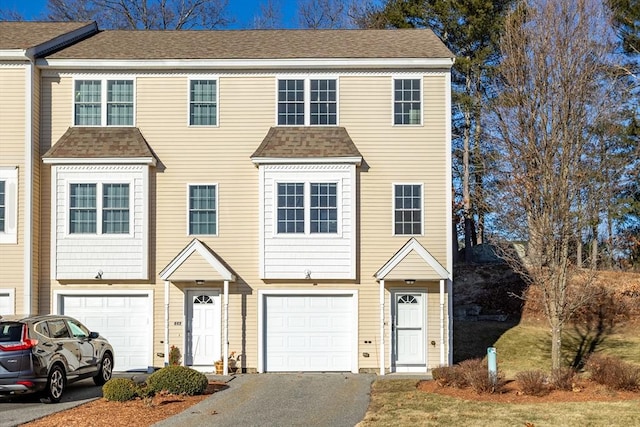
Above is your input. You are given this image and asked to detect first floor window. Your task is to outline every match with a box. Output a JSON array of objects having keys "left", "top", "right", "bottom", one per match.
[
  {"left": 189, "top": 185, "right": 217, "bottom": 235},
  {"left": 277, "top": 183, "right": 304, "bottom": 233},
  {"left": 0, "top": 180, "right": 5, "bottom": 232},
  {"left": 102, "top": 183, "right": 130, "bottom": 234},
  {"left": 69, "top": 183, "right": 97, "bottom": 234},
  {"left": 394, "top": 78, "right": 421, "bottom": 125},
  {"left": 310, "top": 183, "right": 337, "bottom": 233},
  {"left": 394, "top": 184, "right": 422, "bottom": 235}
]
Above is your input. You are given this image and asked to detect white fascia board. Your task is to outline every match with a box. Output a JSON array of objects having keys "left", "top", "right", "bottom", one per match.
[
  {"left": 0, "top": 50, "right": 28, "bottom": 60},
  {"left": 37, "top": 57, "right": 455, "bottom": 70},
  {"left": 42, "top": 157, "right": 157, "bottom": 166},
  {"left": 251, "top": 156, "right": 362, "bottom": 166}
]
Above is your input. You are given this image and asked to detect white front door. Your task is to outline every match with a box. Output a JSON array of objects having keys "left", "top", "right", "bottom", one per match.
[
  {"left": 186, "top": 290, "right": 220, "bottom": 366},
  {"left": 393, "top": 292, "right": 425, "bottom": 370}
]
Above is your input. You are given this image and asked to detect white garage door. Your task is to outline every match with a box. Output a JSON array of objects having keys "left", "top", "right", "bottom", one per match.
[
  {"left": 0, "top": 290, "right": 14, "bottom": 315},
  {"left": 60, "top": 294, "right": 152, "bottom": 372},
  {"left": 264, "top": 294, "right": 354, "bottom": 372}
]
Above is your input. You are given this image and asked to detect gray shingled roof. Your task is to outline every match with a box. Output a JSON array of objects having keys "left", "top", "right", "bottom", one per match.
[
  {"left": 43, "top": 127, "right": 156, "bottom": 161},
  {"left": 0, "top": 21, "right": 94, "bottom": 50},
  {"left": 46, "top": 29, "right": 454, "bottom": 60},
  {"left": 251, "top": 127, "right": 362, "bottom": 159}
]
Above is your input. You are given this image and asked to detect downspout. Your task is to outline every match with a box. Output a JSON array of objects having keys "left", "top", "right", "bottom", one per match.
[
  {"left": 379, "top": 279, "right": 385, "bottom": 376},
  {"left": 439, "top": 279, "right": 445, "bottom": 365},
  {"left": 223, "top": 279, "right": 229, "bottom": 375},
  {"left": 164, "top": 280, "right": 169, "bottom": 366},
  {"left": 23, "top": 59, "right": 34, "bottom": 315}
]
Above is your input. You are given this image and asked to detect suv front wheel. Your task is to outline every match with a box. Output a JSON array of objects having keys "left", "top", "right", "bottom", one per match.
[
  {"left": 93, "top": 353, "right": 113, "bottom": 385},
  {"left": 46, "top": 364, "right": 65, "bottom": 403}
]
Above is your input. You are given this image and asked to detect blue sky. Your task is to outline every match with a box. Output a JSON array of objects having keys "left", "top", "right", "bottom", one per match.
[{"left": 0, "top": 0, "right": 302, "bottom": 28}]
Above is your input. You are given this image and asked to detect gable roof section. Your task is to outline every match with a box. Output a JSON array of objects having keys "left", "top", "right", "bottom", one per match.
[
  {"left": 42, "top": 127, "right": 157, "bottom": 165},
  {"left": 375, "top": 238, "right": 449, "bottom": 281},
  {"left": 251, "top": 127, "right": 362, "bottom": 164},
  {"left": 44, "top": 29, "right": 454, "bottom": 61},
  {"left": 0, "top": 21, "right": 97, "bottom": 59},
  {"left": 160, "top": 239, "right": 236, "bottom": 282}
]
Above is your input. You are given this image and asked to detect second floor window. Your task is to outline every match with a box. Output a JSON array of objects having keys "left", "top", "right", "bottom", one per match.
[
  {"left": 394, "top": 184, "right": 423, "bottom": 235},
  {"left": 69, "top": 183, "right": 130, "bottom": 234},
  {"left": 277, "top": 78, "right": 337, "bottom": 126},
  {"left": 74, "top": 79, "right": 134, "bottom": 126},
  {"left": 190, "top": 80, "right": 217, "bottom": 126},
  {"left": 277, "top": 182, "right": 338, "bottom": 234},
  {"left": 394, "top": 78, "right": 421, "bottom": 125},
  {"left": 189, "top": 185, "right": 217, "bottom": 235}
]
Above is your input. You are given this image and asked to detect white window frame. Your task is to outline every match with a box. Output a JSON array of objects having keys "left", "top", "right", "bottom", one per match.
[
  {"left": 392, "top": 76, "right": 423, "bottom": 126},
  {"left": 392, "top": 182, "right": 424, "bottom": 236},
  {"left": 275, "top": 75, "right": 339, "bottom": 126},
  {"left": 186, "top": 183, "right": 218, "bottom": 237},
  {"left": 65, "top": 180, "right": 134, "bottom": 237},
  {"left": 72, "top": 76, "right": 136, "bottom": 127},
  {"left": 187, "top": 76, "right": 219, "bottom": 127},
  {"left": 0, "top": 167, "right": 18, "bottom": 244},
  {"left": 274, "top": 180, "right": 341, "bottom": 237}
]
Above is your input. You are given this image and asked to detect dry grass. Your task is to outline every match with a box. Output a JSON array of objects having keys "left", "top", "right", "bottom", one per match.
[{"left": 357, "top": 380, "right": 640, "bottom": 427}]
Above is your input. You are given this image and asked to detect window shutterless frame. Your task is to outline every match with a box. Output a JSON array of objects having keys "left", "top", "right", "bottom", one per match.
[
  {"left": 65, "top": 180, "right": 134, "bottom": 237},
  {"left": 187, "top": 76, "right": 219, "bottom": 127},
  {"left": 274, "top": 180, "right": 341, "bottom": 236},
  {"left": 72, "top": 76, "right": 136, "bottom": 127},
  {"left": 275, "top": 75, "right": 339, "bottom": 126},
  {"left": 391, "top": 76, "right": 423, "bottom": 126},
  {"left": 186, "top": 183, "right": 218, "bottom": 236},
  {"left": 392, "top": 183, "right": 424, "bottom": 236}
]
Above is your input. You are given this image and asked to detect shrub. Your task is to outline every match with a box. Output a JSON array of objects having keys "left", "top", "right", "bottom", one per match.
[
  {"left": 169, "top": 345, "right": 181, "bottom": 366},
  {"left": 146, "top": 366, "right": 208, "bottom": 396},
  {"left": 103, "top": 378, "right": 139, "bottom": 402},
  {"left": 458, "top": 359, "right": 501, "bottom": 394},
  {"left": 550, "top": 367, "right": 575, "bottom": 391},
  {"left": 515, "top": 370, "right": 549, "bottom": 396},
  {"left": 586, "top": 354, "right": 640, "bottom": 391},
  {"left": 432, "top": 365, "right": 466, "bottom": 388}
]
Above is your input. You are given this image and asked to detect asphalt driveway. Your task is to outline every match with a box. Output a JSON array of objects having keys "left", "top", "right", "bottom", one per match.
[{"left": 154, "top": 373, "right": 375, "bottom": 427}]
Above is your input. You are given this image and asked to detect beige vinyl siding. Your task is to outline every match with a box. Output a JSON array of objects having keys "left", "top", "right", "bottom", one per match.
[
  {"left": 0, "top": 66, "right": 27, "bottom": 313},
  {"left": 39, "top": 70, "right": 451, "bottom": 371}
]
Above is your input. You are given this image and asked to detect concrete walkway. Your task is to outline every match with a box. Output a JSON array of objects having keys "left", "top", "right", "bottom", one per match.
[{"left": 154, "top": 373, "right": 375, "bottom": 427}]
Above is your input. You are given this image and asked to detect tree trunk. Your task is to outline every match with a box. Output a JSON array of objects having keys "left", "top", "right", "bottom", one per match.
[
  {"left": 576, "top": 238, "right": 582, "bottom": 268},
  {"left": 463, "top": 75, "right": 473, "bottom": 263},
  {"left": 550, "top": 323, "right": 563, "bottom": 371}
]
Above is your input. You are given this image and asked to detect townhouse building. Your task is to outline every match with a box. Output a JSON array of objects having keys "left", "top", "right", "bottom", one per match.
[{"left": 1, "top": 22, "right": 454, "bottom": 374}]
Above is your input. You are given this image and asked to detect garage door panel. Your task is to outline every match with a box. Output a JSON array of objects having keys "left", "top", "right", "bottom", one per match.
[
  {"left": 265, "top": 294, "right": 354, "bottom": 372},
  {"left": 60, "top": 294, "right": 151, "bottom": 372}
]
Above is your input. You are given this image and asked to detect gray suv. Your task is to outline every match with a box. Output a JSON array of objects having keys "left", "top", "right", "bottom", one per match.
[{"left": 0, "top": 314, "right": 114, "bottom": 403}]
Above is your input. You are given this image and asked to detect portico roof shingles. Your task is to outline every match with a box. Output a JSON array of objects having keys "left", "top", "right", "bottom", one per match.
[
  {"left": 43, "top": 127, "right": 156, "bottom": 161},
  {"left": 251, "top": 127, "right": 362, "bottom": 160},
  {"left": 0, "top": 21, "right": 95, "bottom": 50},
  {"left": 46, "top": 29, "right": 454, "bottom": 60}
]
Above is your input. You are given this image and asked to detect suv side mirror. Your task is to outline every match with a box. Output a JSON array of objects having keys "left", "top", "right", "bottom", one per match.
[{"left": 88, "top": 332, "right": 100, "bottom": 339}]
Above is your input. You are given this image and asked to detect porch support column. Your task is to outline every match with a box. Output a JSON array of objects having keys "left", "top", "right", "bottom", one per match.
[
  {"left": 379, "top": 279, "right": 385, "bottom": 376},
  {"left": 164, "top": 280, "right": 170, "bottom": 367},
  {"left": 447, "top": 278, "right": 453, "bottom": 365},
  {"left": 439, "top": 279, "right": 445, "bottom": 365},
  {"left": 223, "top": 280, "right": 229, "bottom": 375}
]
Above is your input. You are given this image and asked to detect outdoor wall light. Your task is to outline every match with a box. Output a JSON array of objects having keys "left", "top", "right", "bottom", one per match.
[
  {"left": 404, "top": 279, "right": 416, "bottom": 285},
  {"left": 304, "top": 269, "right": 311, "bottom": 279},
  {"left": 95, "top": 270, "right": 103, "bottom": 280},
  {"left": 195, "top": 279, "right": 205, "bottom": 286}
]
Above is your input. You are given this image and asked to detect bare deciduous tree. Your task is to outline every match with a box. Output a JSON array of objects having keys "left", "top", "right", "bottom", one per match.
[
  {"left": 489, "top": 0, "right": 625, "bottom": 370},
  {"left": 46, "top": 0, "right": 231, "bottom": 29},
  {"left": 297, "top": 0, "right": 350, "bottom": 29},
  {"left": 253, "top": 0, "right": 283, "bottom": 29}
]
